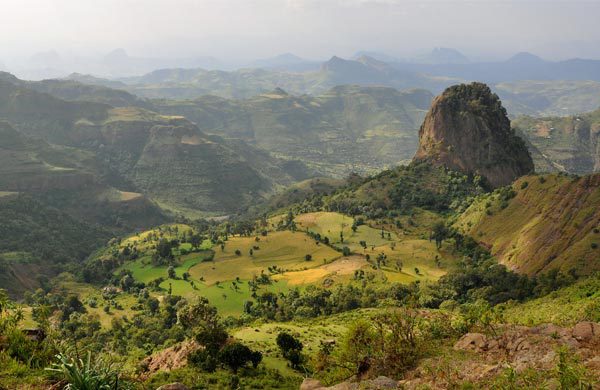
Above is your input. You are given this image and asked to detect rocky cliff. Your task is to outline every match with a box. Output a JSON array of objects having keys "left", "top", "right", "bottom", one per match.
[{"left": 414, "top": 82, "right": 534, "bottom": 187}]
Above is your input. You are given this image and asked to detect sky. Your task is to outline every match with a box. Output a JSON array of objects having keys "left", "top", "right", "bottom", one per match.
[{"left": 1, "top": 0, "right": 600, "bottom": 64}]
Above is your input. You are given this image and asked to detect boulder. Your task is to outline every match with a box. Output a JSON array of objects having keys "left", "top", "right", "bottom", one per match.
[
  {"left": 156, "top": 383, "right": 189, "bottom": 390},
  {"left": 572, "top": 321, "right": 600, "bottom": 342},
  {"left": 454, "top": 333, "right": 488, "bottom": 351},
  {"left": 301, "top": 378, "right": 326, "bottom": 390}
]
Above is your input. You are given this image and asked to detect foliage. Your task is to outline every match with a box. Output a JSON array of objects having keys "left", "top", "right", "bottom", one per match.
[
  {"left": 337, "top": 309, "right": 423, "bottom": 378},
  {"left": 276, "top": 332, "right": 304, "bottom": 369},
  {"left": 46, "top": 351, "right": 126, "bottom": 390},
  {"left": 218, "top": 342, "right": 262, "bottom": 373}
]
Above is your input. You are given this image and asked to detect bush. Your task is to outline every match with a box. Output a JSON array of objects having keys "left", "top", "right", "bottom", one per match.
[
  {"left": 520, "top": 181, "right": 529, "bottom": 189},
  {"left": 337, "top": 309, "right": 422, "bottom": 378}
]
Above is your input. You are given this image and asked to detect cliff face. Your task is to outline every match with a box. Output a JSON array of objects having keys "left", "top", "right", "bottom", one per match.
[{"left": 414, "top": 82, "right": 534, "bottom": 187}]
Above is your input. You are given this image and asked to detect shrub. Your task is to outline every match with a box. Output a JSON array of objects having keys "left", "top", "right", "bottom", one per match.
[{"left": 520, "top": 181, "right": 529, "bottom": 189}]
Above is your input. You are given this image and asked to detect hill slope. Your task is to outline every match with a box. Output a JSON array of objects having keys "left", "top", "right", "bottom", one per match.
[
  {"left": 455, "top": 174, "right": 600, "bottom": 275},
  {"left": 0, "top": 75, "right": 313, "bottom": 215},
  {"left": 0, "top": 193, "right": 110, "bottom": 297}
]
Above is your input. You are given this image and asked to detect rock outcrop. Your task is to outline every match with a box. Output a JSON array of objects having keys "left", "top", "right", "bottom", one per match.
[{"left": 414, "top": 82, "right": 534, "bottom": 187}]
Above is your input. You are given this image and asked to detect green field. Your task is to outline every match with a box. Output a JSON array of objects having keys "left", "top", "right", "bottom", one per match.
[
  {"left": 295, "top": 212, "right": 455, "bottom": 282},
  {"left": 112, "top": 212, "right": 456, "bottom": 317},
  {"left": 189, "top": 230, "right": 341, "bottom": 285}
]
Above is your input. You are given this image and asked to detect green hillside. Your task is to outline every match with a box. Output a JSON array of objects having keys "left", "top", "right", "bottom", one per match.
[
  {"left": 0, "top": 193, "right": 110, "bottom": 297},
  {"left": 455, "top": 174, "right": 600, "bottom": 275}
]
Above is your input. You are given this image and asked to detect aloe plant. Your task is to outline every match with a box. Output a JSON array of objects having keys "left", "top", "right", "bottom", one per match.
[{"left": 46, "top": 351, "right": 120, "bottom": 390}]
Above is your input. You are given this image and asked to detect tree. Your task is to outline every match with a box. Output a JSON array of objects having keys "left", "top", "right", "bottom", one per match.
[
  {"left": 338, "top": 310, "right": 421, "bottom": 378},
  {"left": 431, "top": 222, "right": 449, "bottom": 249},
  {"left": 396, "top": 260, "right": 403, "bottom": 272},
  {"left": 376, "top": 252, "right": 387, "bottom": 269},
  {"left": 179, "top": 298, "right": 228, "bottom": 355},
  {"left": 305, "top": 254, "right": 312, "bottom": 261},
  {"left": 167, "top": 266, "right": 176, "bottom": 279},
  {"left": 276, "top": 332, "right": 304, "bottom": 369},
  {"left": 146, "top": 297, "right": 160, "bottom": 314},
  {"left": 276, "top": 332, "right": 303, "bottom": 353},
  {"left": 342, "top": 246, "right": 351, "bottom": 256},
  {"left": 61, "top": 296, "right": 86, "bottom": 322},
  {"left": 190, "top": 234, "right": 202, "bottom": 249},
  {"left": 156, "top": 238, "right": 174, "bottom": 259},
  {"left": 218, "top": 342, "right": 255, "bottom": 373}
]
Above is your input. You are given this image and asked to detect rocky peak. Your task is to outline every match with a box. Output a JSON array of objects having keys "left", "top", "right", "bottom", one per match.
[{"left": 413, "top": 82, "right": 534, "bottom": 187}]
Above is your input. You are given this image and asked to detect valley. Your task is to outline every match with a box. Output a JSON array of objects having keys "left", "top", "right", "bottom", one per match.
[{"left": 1, "top": 41, "right": 600, "bottom": 390}]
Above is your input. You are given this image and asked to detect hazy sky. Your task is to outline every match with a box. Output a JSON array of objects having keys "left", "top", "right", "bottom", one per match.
[{"left": 2, "top": 0, "right": 600, "bottom": 62}]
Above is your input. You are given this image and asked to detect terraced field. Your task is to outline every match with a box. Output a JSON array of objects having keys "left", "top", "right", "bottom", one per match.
[
  {"left": 188, "top": 230, "right": 341, "bottom": 285},
  {"left": 109, "top": 212, "right": 458, "bottom": 317}
]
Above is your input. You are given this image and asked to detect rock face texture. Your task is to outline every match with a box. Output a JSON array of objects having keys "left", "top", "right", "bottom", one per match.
[{"left": 414, "top": 82, "right": 534, "bottom": 187}]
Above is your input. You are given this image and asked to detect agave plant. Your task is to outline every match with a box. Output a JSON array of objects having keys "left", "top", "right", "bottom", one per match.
[{"left": 46, "top": 351, "right": 120, "bottom": 390}]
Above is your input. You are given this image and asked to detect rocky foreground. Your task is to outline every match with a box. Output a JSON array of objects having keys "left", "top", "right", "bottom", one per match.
[{"left": 301, "top": 321, "right": 600, "bottom": 389}]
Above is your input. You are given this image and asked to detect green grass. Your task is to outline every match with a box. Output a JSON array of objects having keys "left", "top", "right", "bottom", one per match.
[
  {"left": 189, "top": 231, "right": 341, "bottom": 285},
  {"left": 295, "top": 212, "right": 455, "bottom": 282},
  {"left": 501, "top": 274, "right": 600, "bottom": 326},
  {"left": 233, "top": 309, "right": 379, "bottom": 376},
  {"left": 49, "top": 273, "right": 139, "bottom": 328},
  {"left": 120, "top": 251, "right": 213, "bottom": 283},
  {"left": 161, "top": 278, "right": 292, "bottom": 317}
]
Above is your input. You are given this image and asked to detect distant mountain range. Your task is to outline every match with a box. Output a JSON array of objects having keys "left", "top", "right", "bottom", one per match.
[
  {"left": 392, "top": 51, "right": 600, "bottom": 84},
  {"left": 116, "top": 55, "right": 456, "bottom": 99}
]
